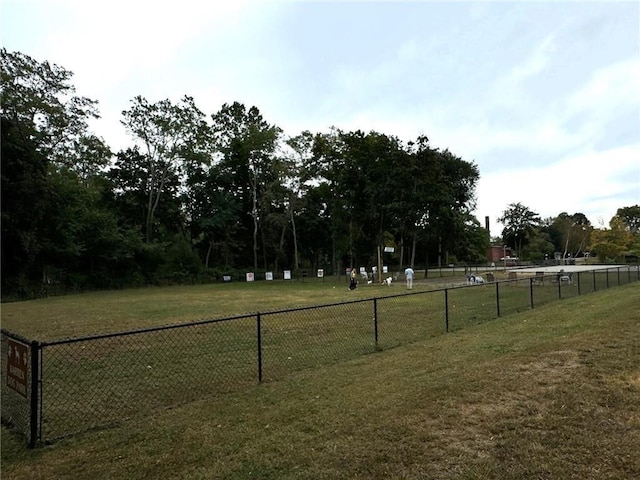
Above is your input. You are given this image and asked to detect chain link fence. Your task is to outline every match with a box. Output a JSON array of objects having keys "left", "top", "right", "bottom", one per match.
[{"left": 2, "top": 265, "right": 638, "bottom": 446}]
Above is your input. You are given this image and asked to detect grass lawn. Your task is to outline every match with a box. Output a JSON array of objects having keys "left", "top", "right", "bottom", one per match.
[
  {"left": 1, "top": 277, "right": 430, "bottom": 340},
  {"left": 2, "top": 282, "right": 639, "bottom": 479}
]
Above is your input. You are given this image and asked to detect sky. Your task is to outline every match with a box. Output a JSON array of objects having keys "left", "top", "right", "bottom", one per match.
[{"left": 2, "top": 0, "right": 639, "bottom": 237}]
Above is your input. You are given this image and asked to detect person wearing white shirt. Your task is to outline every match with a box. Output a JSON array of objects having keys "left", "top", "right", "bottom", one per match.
[{"left": 404, "top": 266, "right": 415, "bottom": 289}]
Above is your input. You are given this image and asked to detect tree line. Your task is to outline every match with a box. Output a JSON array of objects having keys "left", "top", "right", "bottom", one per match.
[
  {"left": 497, "top": 202, "right": 640, "bottom": 264},
  {"left": 2, "top": 49, "right": 638, "bottom": 300},
  {"left": 1, "top": 49, "right": 487, "bottom": 299}
]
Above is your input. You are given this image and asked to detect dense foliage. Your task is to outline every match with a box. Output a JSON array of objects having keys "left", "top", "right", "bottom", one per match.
[
  {"left": 2, "top": 50, "right": 638, "bottom": 299},
  {"left": 497, "top": 205, "right": 640, "bottom": 264}
]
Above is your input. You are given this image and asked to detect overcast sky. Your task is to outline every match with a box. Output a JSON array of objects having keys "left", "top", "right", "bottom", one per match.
[{"left": 3, "top": 0, "right": 639, "bottom": 236}]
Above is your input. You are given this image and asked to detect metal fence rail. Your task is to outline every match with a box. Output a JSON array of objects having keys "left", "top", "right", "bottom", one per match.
[{"left": 2, "top": 265, "right": 638, "bottom": 446}]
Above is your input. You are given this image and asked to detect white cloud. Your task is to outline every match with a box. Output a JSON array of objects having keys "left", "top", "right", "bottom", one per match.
[
  {"left": 41, "top": 0, "right": 255, "bottom": 91},
  {"left": 506, "top": 34, "right": 557, "bottom": 86},
  {"left": 566, "top": 58, "right": 640, "bottom": 111},
  {"left": 477, "top": 143, "right": 640, "bottom": 234},
  {"left": 560, "top": 58, "right": 640, "bottom": 145}
]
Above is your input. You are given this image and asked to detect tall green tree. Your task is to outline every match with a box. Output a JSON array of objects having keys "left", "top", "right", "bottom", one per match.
[
  {"left": 338, "top": 130, "right": 407, "bottom": 270},
  {"left": 1, "top": 116, "right": 51, "bottom": 292},
  {"left": 389, "top": 136, "right": 434, "bottom": 268},
  {"left": 426, "top": 148, "right": 480, "bottom": 266},
  {"left": 211, "top": 102, "right": 282, "bottom": 271},
  {"left": 405, "top": 138, "right": 481, "bottom": 267},
  {"left": 590, "top": 216, "right": 633, "bottom": 261},
  {"left": 0, "top": 48, "right": 110, "bottom": 176},
  {"left": 280, "top": 131, "right": 317, "bottom": 272},
  {"left": 120, "top": 95, "right": 212, "bottom": 243},
  {"left": 615, "top": 205, "right": 640, "bottom": 260},
  {"left": 1, "top": 49, "right": 112, "bottom": 296},
  {"left": 184, "top": 160, "right": 241, "bottom": 269},
  {"left": 108, "top": 147, "right": 183, "bottom": 242},
  {"left": 306, "top": 128, "right": 350, "bottom": 271},
  {"left": 616, "top": 205, "right": 640, "bottom": 234},
  {"left": 497, "top": 202, "right": 541, "bottom": 258},
  {"left": 549, "top": 212, "right": 591, "bottom": 259},
  {"left": 304, "top": 130, "right": 480, "bottom": 272}
]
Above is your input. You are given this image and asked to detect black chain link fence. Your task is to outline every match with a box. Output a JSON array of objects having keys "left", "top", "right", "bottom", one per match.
[{"left": 2, "top": 265, "right": 638, "bottom": 446}]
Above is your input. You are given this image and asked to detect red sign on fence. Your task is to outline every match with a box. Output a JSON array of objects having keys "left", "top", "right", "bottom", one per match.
[{"left": 7, "top": 339, "right": 28, "bottom": 398}]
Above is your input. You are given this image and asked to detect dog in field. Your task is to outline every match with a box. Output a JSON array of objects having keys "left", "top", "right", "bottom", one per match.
[
  {"left": 382, "top": 276, "right": 393, "bottom": 286},
  {"left": 467, "top": 274, "right": 485, "bottom": 285}
]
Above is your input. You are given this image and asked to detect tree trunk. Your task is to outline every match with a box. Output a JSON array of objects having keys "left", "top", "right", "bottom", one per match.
[
  {"left": 411, "top": 231, "right": 417, "bottom": 267},
  {"left": 205, "top": 240, "right": 214, "bottom": 269},
  {"left": 291, "top": 206, "right": 299, "bottom": 271},
  {"left": 146, "top": 162, "right": 168, "bottom": 244},
  {"left": 276, "top": 218, "right": 287, "bottom": 273},
  {"left": 251, "top": 174, "right": 258, "bottom": 271},
  {"left": 332, "top": 230, "right": 337, "bottom": 276}
]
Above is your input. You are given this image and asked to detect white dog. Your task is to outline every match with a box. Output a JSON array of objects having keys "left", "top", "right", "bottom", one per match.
[
  {"left": 467, "top": 274, "right": 485, "bottom": 285},
  {"left": 382, "top": 276, "right": 393, "bottom": 286}
]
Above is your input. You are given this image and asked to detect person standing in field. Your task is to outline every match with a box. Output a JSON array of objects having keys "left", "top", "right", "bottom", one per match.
[
  {"left": 404, "top": 266, "right": 415, "bottom": 289},
  {"left": 349, "top": 267, "right": 358, "bottom": 290}
]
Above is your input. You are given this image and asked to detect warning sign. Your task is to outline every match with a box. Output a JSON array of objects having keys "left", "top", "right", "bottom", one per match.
[{"left": 7, "top": 339, "right": 28, "bottom": 398}]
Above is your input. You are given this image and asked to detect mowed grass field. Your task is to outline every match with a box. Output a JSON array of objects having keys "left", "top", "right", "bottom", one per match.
[
  {"left": 1, "top": 276, "right": 435, "bottom": 340},
  {"left": 1, "top": 268, "right": 620, "bottom": 340},
  {"left": 1, "top": 277, "right": 453, "bottom": 441},
  {"left": 2, "top": 280, "right": 639, "bottom": 479}
]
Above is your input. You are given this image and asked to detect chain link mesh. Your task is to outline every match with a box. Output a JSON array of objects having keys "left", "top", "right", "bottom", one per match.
[
  {"left": 447, "top": 283, "right": 496, "bottom": 331},
  {"left": 40, "top": 315, "right": 257, "bottom": 441},
  {"left": 260, "top": 301, "right": 373, "bottom": 382},
  {"left": 376, "top": 291, "right": 445, "bottom": 346}
]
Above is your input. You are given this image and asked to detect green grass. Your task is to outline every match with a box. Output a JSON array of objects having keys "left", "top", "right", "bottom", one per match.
[
  {"left": 1, "top": 277, "right": 421, "bottom": 340},
  {"left": 2, "top": 282, "right": 639, "bottom": 479},
  {"left": 2, "top": 273, "right": 637, "bottom": 444}
]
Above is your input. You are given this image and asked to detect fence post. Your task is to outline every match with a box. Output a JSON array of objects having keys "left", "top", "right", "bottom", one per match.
[
  {"left": 593, "top": 270, "right": 597, "bottom": 292},
  {"left": 444, "top": 289, "right": 449, "bottom": 332},
  {"left": 373, "top": 298, "right": 379, "bottom": 348},
  {"left": 617, "top": 267, "right": 621, "bottom": 286},
  {"left": 558, "top": 276, "right": 562, "bottom": 299},
  {"left": 529, "top": 277, "right": 534, "bottom": 309},
  {"left": 577, "top": 271, "right": 581, "bottom": 296},
  {"left": 496, "top": 281, "right": 501, "bottom": 317},
  {"left": 29, "top": 340, "right": 40, "bottom": 449},
  {"left": 606, "top": 269, "right": 610, "bottom": 289},
  {"left": 256, "top": 312, "right": 263, "bottom": 383}
]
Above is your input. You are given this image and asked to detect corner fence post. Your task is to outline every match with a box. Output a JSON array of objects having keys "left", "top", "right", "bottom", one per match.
[
  {"left": 29, "top": 340, "right": 40, "bottom": 449},
  {"left": 256, "top": 312, "right": 262, "bottom": 383},
  {"left": 495, "top": 281, "right": 500, "bottom": 317}
]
